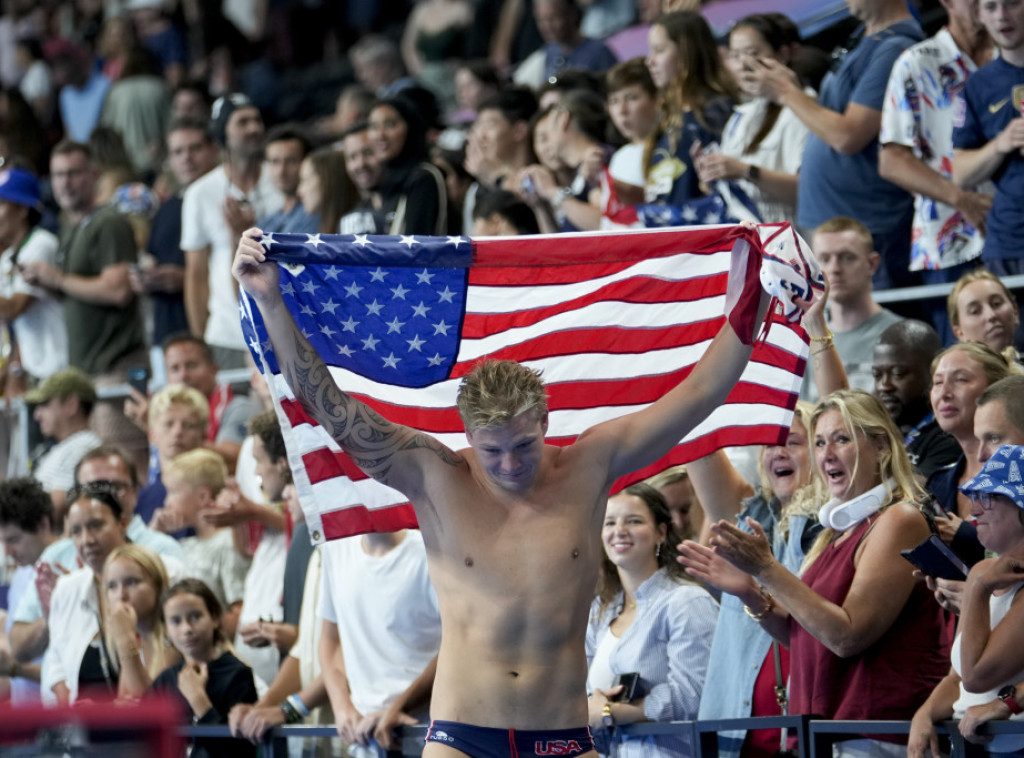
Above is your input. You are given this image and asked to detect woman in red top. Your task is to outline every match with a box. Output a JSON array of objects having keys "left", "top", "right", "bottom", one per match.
[{"left": 706, "top": 390, "right": 950, "bottom": 757}]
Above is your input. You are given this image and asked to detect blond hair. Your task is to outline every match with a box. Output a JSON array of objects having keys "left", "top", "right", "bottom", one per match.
[
  {"left": 456, "top": 359, "right": 548, "bottom": 430},
  {"left": 802, "top": 390, "right": 927, "bottom": 569},
  {"left": 947, "top": 268, "right": 1020, "bottom": 363},
  {"left": 812, "top": 216, "right": 873, "bottom": 253},
  {"left": 645, "top": 464, "right": 690, "bottom": 490},
  {"left": 757, "top": 400, "right": 815, "bottom": 500},
  {"left": 930, "top": 341, "right": 1022, "bottom": 385},
  {"left": 148, "top": 383, "right": 209, "bottom": 428},
  {"left": 102, "top": 544, "right": 173, "bottom": 679},
  {"left": 164, "top": 448, "right": 228, "bottom": 496}
]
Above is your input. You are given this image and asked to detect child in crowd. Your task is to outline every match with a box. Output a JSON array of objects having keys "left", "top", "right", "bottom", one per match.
[
  {"left": 151, "top": 578, "right": 258, "bottom": 758},
  {"left": 605, "top": 57, "right": 659, "bottom": 208},
  {"left": 162, "top": 449, "right": 251, "bottom": 639},
  {"left": 102, "top": 544, "right": 180, "bottom": 700}
]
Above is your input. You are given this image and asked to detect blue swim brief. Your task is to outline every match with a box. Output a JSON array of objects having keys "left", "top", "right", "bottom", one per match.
[{"left": 424, "top": 719, "right": 595, "bottom": 757}]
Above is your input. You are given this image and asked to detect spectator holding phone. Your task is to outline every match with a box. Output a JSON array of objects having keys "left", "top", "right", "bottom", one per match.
[
  {"left": 926, "top": 342, "right": 1021, "bottom": 568},
  {"left": 586, "top": 482, "right": 717, "bottom": 757},
  {"left": 909, "top": 445, "right": 1024, "bottom": 757}
]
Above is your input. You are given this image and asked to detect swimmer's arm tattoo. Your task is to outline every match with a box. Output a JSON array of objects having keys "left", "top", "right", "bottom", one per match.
[{"left": 285, "top": 336, "right": 465, "bottom": 484}]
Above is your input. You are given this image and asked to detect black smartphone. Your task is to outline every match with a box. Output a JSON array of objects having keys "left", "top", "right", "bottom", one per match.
[
  {"left": 612, "top": 672, "right": 640, "bottom": 702},
  {"left": 127, "top": 366, "right": 149, "bottom": 396},
  {"left": 901, "top": 534, "right": 969, "bottom": 581}
]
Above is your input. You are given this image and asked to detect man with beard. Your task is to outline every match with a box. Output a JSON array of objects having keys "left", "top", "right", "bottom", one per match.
[
  {"left": 872, "top": 318, "right": 960, "bottom": 478},
  {"left": 338, "top": 121, "right": 385, "bottom": 235},
  {"left": 181, "top": 93, "right": 283, "bottom": 370}
]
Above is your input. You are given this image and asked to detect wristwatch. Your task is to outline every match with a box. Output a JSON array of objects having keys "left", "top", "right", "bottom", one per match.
[
  {"left": 602, "top": 702, "right": 615, "bottom": 728},
  {"left": 746, "top": 164, "right": 761, "bottom": 182},
  {"left": 999, "top": 684, "right": 1023, "bottom": 715}
]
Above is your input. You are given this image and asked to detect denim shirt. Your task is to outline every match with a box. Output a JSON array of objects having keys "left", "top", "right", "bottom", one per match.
[
  {"left": 586, "top": 569, "right": 719, "bottom": 758},
  {"left": 696, "top": 493, "right": 820, "bottom": 758}
]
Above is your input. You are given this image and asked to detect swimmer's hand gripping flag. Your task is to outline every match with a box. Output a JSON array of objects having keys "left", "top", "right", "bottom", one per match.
[{"left": 241, "top": 223, "right": 817, "bottom": 542}]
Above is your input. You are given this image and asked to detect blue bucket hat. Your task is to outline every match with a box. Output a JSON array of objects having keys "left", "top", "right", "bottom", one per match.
[
  {"left": 960, "top": 445, "right": 1024, "bottom": 510},
  {"left": 0, "top": 168, "right": 40, "bottom": 210}
]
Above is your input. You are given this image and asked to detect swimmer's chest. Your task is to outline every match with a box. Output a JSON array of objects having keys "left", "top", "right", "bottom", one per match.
[{"left": 445, "top": 495, "right": 601, "bottom": 587}]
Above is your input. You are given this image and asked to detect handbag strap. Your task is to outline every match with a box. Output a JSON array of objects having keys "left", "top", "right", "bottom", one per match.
[
  {"left": 772, "top": 640, "right": 788, "bottom": 714},
  {"left": 772, "top": 640, "right": 789, "bottom": 751}
]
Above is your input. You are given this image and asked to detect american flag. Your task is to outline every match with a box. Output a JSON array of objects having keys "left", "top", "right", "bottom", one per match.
[{"left": 241, "top": 224, "right": 811, "bottom": 542}]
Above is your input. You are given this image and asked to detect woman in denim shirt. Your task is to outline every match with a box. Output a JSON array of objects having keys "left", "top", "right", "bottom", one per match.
[
  {"left": 586, "top": 483, "right": 718, "bottom": 757},
  {"left": 679, "top": 403, "right": 820, "bottom": 758}
]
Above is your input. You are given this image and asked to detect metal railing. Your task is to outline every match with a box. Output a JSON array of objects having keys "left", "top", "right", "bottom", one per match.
[{"left": 175, "top": 716, "right": 1024, "bottom": 757}]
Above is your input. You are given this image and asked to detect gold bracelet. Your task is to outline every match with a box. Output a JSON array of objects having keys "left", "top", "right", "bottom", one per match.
[
  {"left": 811, "top": 338, "right": 834, "bottom": 355},
  {"left": 809, "top": 328, "right": 834, "bottom": 342},
  {"left": 743, "top": 586, "right": 775, "bottom": 620},
  {"left": 602, "top": 701, "right": 614, "bottom": 724},
  {"left": 118, "top": 645, "right": 140, "bottom": 661}
]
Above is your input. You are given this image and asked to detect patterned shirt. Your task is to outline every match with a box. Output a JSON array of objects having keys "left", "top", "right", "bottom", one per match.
[{"left": 881, "top": 27, "right": 989, "bottom": 270}]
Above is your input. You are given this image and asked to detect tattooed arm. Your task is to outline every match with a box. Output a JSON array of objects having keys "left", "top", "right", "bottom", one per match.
[{"left": 232, "top": 228, "right": 466, "bottom": 495}]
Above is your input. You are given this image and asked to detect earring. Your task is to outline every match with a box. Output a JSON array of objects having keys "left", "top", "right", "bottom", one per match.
[{"left": 656, "top": 542, "right": 662, "bottom": 558}]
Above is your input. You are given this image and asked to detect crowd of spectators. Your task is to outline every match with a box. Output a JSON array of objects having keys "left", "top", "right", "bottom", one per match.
[{"left": 1, "top": 0, "right": 1024, "bottom": 755}]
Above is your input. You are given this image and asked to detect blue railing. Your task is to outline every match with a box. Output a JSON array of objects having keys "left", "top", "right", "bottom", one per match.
[{"left": 178, "top": 716, "right": 1024, "bottom": 757}]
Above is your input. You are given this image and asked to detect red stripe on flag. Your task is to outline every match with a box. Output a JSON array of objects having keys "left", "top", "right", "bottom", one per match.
[
  {"left": 451, "top": 321, "right": 726, "bottom": 375},
  {"left": 320, "top": 503, "right": 418, "bottom": 539},
  {"left": 302, "top": 446, "right": 371, "bottom": 484},
  {"left": 467, "top": 259, "right": 638, "bottom": 286},
  {"left": 470, "top": 226, "right": 753, "bottom": 268},
  {"left": 461, "top": 273, "right": 728, "bottom": 338}
]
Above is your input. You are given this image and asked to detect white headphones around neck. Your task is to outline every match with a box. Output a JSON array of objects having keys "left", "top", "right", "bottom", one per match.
[{"left": 817, "top": 480, "right": 893, "bottom": 532}]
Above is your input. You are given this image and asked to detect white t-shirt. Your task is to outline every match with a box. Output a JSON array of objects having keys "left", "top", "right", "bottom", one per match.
[
  {"left": 719, "top": 95, "right": 810, "bottom": 224},
  {"left": 319, "top": 531, "right": 441, "bottom": 717},
  {"left": 33, "top": 429, "right": 103, "bottom": 494},
  {"left": 0, "top": 228, "right": 67, "bottom": 378},
  {"left": 180, "top": 165, "right": 282, "bottom": 350},
  {"left": 19, "top": 60, "right": 52, "bottom": 103},
  {"left": 179, "top": 528, "right": 251, "bottom": 609},
  {"left": 608, "top": 143, "right": 645, "bottom": 188},
  {"left": 232, "top": 434, "right": 287, "bottom": 691},
  {"left": 951, "top": 582, "right": 1024, "bottom": 753}
]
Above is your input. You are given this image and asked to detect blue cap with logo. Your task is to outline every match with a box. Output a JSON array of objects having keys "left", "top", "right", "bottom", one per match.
[
  {"left": 0, "top": 168, "right": 41, "bottom": 210},
  {"left": 960, "top": 445, "right": 1024, "bottom": 510}
]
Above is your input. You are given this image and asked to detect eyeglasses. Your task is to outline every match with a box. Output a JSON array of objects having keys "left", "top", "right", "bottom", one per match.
[
  {"left": 65, "top": 481, "right": 129, "bottom": 512},
  {"left": 967, "top": 492, "right": 1009, "bottom": 511}
]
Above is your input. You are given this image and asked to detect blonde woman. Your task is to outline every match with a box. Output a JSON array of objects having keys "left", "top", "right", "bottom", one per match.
[
  {"left": 684, "top": 391, "right": 949, "bottom": 757},
  {"left": 947, "top": 268, "right": 1020, "bottom": 360},
  {"left": 102, "top": 543, "right": 180, "bottom": 699}
]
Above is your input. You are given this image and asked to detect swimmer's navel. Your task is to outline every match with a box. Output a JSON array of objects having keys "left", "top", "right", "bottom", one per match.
[
  {"left": 572, "top": 548, "right": 580, "bottom": 559},
  {"left": 509, "top": 671, "right": 519, "bottom": 678},
  {"left": 465, "top": 556, "right": 474, "bottom": 567}
]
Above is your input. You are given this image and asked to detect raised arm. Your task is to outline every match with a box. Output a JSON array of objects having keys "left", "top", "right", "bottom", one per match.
[
  {"left": 590, "top": 283, "right": 771, "bottom": 486},
  {"left": 952, "top": 117, "right": 1024, "bottom": 188},
  {"left": 957, "top": 553, "right": 1024, "bottom": 692},
  {"left": 798, "top": 273, "right": 848, "bottom": 398},
  {"left": 231, "top": 228, "right": 466, "bottom": 496}
]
